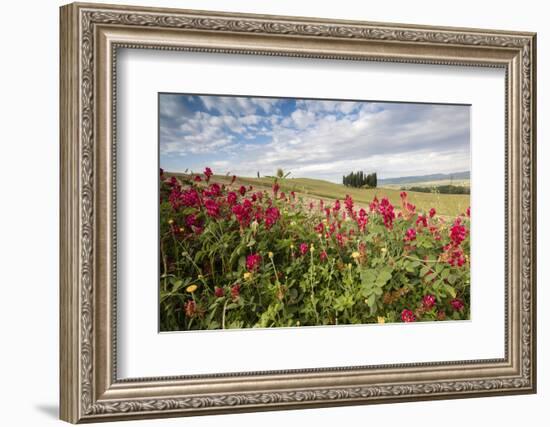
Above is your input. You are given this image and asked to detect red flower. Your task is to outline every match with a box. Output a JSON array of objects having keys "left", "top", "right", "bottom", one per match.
[
  {"left": 400, "top": 191, "right": 408, "bottom": 200},
  {"left": 232, "top": 202, "right": 253, "bottom": 227},
  {"left": 264, "top": 206, "right": 280, "bottom": 229},
  {"left": 450, "top": 218, "right": 467, "bottom": 246},
  {"left": 357, "top": 209, "right": 368, "bottom": 231},
  {"left": 239, "top": 185, "right": 246, "bottom": 196},
  {"left": 246, "top": 253, "right": 262, "bottom": 271},
  {"left": 333, "top": 199, "right": 341, "bottom": 212},
  {"left": 194, "top": 175, "right": 202, "bottom": 182},
  {"left": 299, "top": 243, "right": 308, "bottom": 256},
  {"left": 204, "top": 183, "right": 221, "bottom": 197},
  {"left": 450, "top": 298, "right": 465, "bottom": 311},
  {"left": 429, "top": 208, "right": 436, "bottom": 218},
  {"left": 404, "top": 228, "right": 417, "bottom": 241},
  {"left": 320, "top": 250, "right": 328, "bottom": 262},
  {"left": 422, "top": 294, "right": 436, "bottom": 309},
  {"left": 227, "top": 191, "right": 237, "bottom": 205},
  {"left": 181, "top": 188, "right": 200, "bottom": 207},
  {"left": 369, "top": 196, "right": 379, "bottom": 212},
  {"left": 466, "top": 207, "right": 471, "bottom": 217},
  {"left": 203, "top": 199, "right": 220, "bottom": 217},
  {"left": 204, "top": 167, "right": 213, "bottom": 181},
  {"left": 231, "top": 284, "right": 240, "bottom": 300},
  {"left": 186, "top": 214, "right": 198, "bottom": 227},
  {"left": 378, "top": 198, "right": 395, "bottom": 229},
  {"left": 344, "top": 195, "right": 354, "bottom": 214},
  {"left": 272, "top": 183, "right": 280, "bottom": 195},
  {"left": 416, "top": 214, "right": 428, "bottom": 228},
  {"left": 184, "top": 300, "right": 196, "bottom": 318},
  {"left": 401, "top": 309, "right": 416, "bottom": 322},
  {"left": 214, "top": 287, "right": 225, "bottom": 298}
]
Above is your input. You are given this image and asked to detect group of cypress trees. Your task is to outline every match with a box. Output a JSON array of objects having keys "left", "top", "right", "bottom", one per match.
[{"left": 342, "top": 171, "right": 377, "bottom": 188}]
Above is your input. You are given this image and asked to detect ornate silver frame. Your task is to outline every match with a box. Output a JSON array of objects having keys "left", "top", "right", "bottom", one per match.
[{"left": 60, "top": 2, "right": 537, "bottom": 423}]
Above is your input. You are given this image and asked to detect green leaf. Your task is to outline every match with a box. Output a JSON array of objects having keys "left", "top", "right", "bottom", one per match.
[
  {"left": 444, "top": 284, "right": 457, "bottom": 298},
  {"left": 367, "top": 294, "right": 376, "bottom": 308},
  {"left": 376, "top": 269, "right": 392, "bottom": 285}
]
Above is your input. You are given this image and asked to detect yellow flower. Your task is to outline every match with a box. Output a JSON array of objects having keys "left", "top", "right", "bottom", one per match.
[
  {"left": 347, "top": 263, "right": 352, "bottom": 269},
  {"left": 198, "top": 274, "right": 204, "bottom": 280},
  {"left": 381, "top": 247, "right": 387, "bottom": 254},
  {"left": 310, "top": 244, "right": 315, "bottom": 253},
  {"left": 168, "top": 219, "right": 174, "bottom": 225},
  {"left": 351, "top": 251, "right": 360, "bottom": 259},
  {"left": 377, "top": 316, "right": 385, "bottom": 324},
  {"left": 186, "top": 284, "right": 198, "bottom": 293},
  {"left": 268, "top": 251, "right": 274, "bottom": 259},
  {"left": 243, "top": 272, "right": 252, "bottom": 281},
  {"left": 290, "top": 244, "right": 295, "bottom": 249},
  {"left": 179, "top": 227, "right": 185, "bottom": 232}
]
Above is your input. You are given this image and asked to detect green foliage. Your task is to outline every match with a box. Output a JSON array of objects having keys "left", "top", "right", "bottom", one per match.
[
  {"left": 159, "top": 172, "right": 470, "bottom": 331},
  {"left": 343, "top": 171, "right": 377, "bottom": 188},
  {"left": 404, "top": 184, "right": 470, "bottom": 195}
]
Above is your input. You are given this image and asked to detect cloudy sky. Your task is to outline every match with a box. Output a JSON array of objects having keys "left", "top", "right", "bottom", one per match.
[{"left": 159, "top": 93, "right": 470, "bottom": 182}]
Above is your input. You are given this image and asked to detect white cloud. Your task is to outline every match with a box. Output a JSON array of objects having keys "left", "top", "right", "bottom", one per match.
[{"left": 160, "top": 95, "right": 470, "bottom": 181}]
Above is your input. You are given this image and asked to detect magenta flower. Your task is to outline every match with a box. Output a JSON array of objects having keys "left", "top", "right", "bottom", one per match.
[
  {"left": 264, "top": 206, "right": 280, "bottom": 229},
  {"left": 344, "top": 195, "right": 354, "bottom": 213},
  {"left": 429, "top": 208, "right": 436, "bottom": 218},
  {"left": 416, "top": 215, "right": 428, "bottom": 228},
  {"left": 185, "top": 214, "right": 197, "bottom": 227},
  {"left": 239, "top": 185, "right": 246, "bottom": 196},
  {"left": 450, "top": 298, "right": 465, "bottom": 311},
  {"left": 466, "top": 206, "right": 471, "bottom": 217},
  {"left": 450, "top": 218, "right": 467, "bottom": 246},
  {"left": 204, "top": 199, "right": 220, "bottom": 218},
  {"left": 378, "top": 198, "right": 395, "bottom": 229},
  {"left": 404, "top": 228, "right": 417, "bottom": 241},
  {"left": 401, "top": 309, "right": 416, "bottom": 323},
  {"left": 194, "top": 175, "right": 202, "bottom": 182},
  {"left": 227, "top": 191, "right": 237, "bottom": 206},
  {"left": 246, "top": 253, "right": 262, "bottom": 271},
  {"left": 422, "top": 294, "right": 436, "bottom": 309},
  {"left": 214, "top": 287, "right": 225, "bottom": 298},
  {"left": 231, "top": 284, "right": 241, "bottom": 300},
  {"left": 299, "top": 243, "right": 308, "bottom": 256},
  {"left": 320, "top": 250, "right": 328, "bottom": 262},
  {"left": 204, "top": 167, "right": 213, "bottom": 181}
]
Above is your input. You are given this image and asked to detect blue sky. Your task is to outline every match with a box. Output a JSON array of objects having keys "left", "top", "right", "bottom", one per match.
[{"left": 159, "top": 94, "right": 470, "bottom": 182}]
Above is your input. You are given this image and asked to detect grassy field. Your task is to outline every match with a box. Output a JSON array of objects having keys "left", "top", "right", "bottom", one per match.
[
  {"left": 382, "top": 178, "right": 470, "bottom": 189},
  {"left": 170, "top": 173, "right": 470, "bottom": 217}
]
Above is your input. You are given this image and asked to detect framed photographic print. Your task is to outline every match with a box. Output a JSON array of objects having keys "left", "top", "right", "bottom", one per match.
[{"left": 60, "top": 2, "right": 537, "bottom": 423}]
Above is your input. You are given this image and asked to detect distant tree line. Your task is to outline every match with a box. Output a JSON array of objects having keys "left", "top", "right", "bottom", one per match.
[
  {"left": 343, "top": 171, "right": 377, "bottom": 188},
  {"left": 403, "top": 185, "right": 470, "bottom": 195}
]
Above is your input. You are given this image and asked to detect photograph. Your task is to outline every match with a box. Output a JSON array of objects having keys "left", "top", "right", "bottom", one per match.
[{"left": 158, "top": 93, "right": 471, "bottom": 331}]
